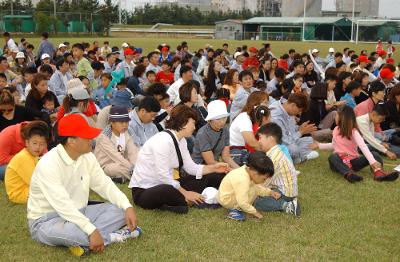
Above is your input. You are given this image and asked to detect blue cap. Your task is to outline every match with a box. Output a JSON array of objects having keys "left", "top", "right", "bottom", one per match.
[
  {"left": 109, "top": 106, "right": 130, "bottom": 122},
  {"left": 111, "top": 90, "right": 133, "bottom": 109}
]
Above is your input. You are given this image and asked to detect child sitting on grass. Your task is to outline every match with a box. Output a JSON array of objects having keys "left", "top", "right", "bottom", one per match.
[
  {"left": 217, "top": 151, "right": 281, "bottom": 221},
  {"left": 255, "top": 123, "right": 300, "bottom": 217},
  {"left": 311, "top": 105, "right": 398, "bottom": 183},
  {"left": 143, "top": 70, "right": 156, "bottom": 92}
]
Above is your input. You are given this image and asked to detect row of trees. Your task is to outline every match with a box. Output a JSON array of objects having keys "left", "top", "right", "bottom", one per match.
[{"left": 1, "top": 0, "right": 262, "bottom": 34}]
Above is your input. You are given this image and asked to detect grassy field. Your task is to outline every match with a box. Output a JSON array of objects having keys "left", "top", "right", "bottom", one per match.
[
  {"left": 18, "top": 36, "right": 400, "bottom": 62},
  {"left": 0, "top": 150, "right": 399, "bottom": 261},
  {"left": 1, "top": 38, "right": 400, "bottom": 260}
]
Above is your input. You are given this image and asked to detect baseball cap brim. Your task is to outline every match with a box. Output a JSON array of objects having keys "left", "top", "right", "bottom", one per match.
[{"left": 58, "top": 114, "right": 102, "bottom": 139}]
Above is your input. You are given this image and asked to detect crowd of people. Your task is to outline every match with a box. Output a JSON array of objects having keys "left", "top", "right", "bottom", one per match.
[{"left": 1, "top": 31, "right": 400, "bottom": 256}]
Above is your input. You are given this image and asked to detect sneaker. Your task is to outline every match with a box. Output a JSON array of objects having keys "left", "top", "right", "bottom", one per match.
[
  {"left": 306, "top": 151, "right": 319, "bottom": 161},
  {"left": 160, "top": 205, "right": 188, "bottom": 214},
  {"left": 344, "top": 173, "right": 363, "bottom": 183},
  {"left": 109, "top": 226, "right": 142, "bottom": 243},
  {"left": 374, "top": 170, "right": 399, "bottom": 182},
  {"left": 69, "top": 246, "right": 89, "bottom": 257},
  {"left": 284, "top": 199, "right": 301, "bottom": 217},
  {"left": 226, "top": 209, "right": 245, "bottom": 221}
]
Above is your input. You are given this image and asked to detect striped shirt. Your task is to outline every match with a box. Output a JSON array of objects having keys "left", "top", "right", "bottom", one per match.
[{"left": 265, "top": 145, "right": 298, "bottom": 197}]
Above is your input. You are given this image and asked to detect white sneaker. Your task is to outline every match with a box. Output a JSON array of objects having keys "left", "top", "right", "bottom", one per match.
[
  {"left": 306, "top": 150, "right": 319, "bottom": 160},
  {"left": 110, "top": 226, "right": 142, "bottom": 243}
]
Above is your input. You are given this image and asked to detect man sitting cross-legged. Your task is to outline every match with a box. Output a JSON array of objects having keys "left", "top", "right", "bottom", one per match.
[{"left": 27, "top": 114, "right": 141, "bottom": 256}]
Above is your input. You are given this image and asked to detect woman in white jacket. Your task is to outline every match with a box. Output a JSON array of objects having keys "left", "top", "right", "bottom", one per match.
[{"left": 94, "top": 106, "right": 138, "bottom": 183}]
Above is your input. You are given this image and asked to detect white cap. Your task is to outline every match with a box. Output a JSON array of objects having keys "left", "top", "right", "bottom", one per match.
[
  {"left": 66, "top": 78, "right": 86, "bottom": 91},
  {"left": 59, "top": 43, "right": 67, "bottom": 49},
  {"left": 68, "top": 87, "right": 90, "bottom": 100},
  {"left": 15, "top": 52, "right": 25, "bottom": 59},
  {"left": 234, "top": 51, "right": 244, "bottom": 59},
  {"left": 329, "top": 47, "right": 335, "bottom": 53},
  {"left": 121, "top": 43, "right": 129, "bottom": 48},
  {"left": 12, "top": 48, "right": 19, "bottom": 53},
  {"left": 41, "top": 53, "right": 50, "bottom": 60},
  {"left": 312, "top": 49, "right": 319, "bottom": 54},
  {"left": 205, "top": 100, "right": 230, "bottom": 121},
  {"left": 201, "top": 187, "right": 219, "bottom": 204}
]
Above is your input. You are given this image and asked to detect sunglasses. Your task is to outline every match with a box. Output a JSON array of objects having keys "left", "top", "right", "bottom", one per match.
[{"left": 0, "top": 108, "right": 14, "bottom": 113}]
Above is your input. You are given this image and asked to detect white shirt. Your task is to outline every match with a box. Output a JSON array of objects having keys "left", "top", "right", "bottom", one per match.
[
  {"left": 27, "top": 144, "right": 132, "bottom": 235},
  {"left": 129, "top": 130, "right": 204, "bottom": 189},
  {"left": 146, "top": 63, "right": 161, "bottom": 73},
  {"left": 167, "top": 78, "right": 184, "bottom": 106},
  {"left": 229, "top": 112, "right": 253, "bottom": 146},
  {"left": 7, "top": 38, "right": 18, "bottom": 51}
]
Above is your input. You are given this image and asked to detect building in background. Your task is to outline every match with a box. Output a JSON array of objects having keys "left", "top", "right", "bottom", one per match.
[{"left": 215, "top": 19, "right": 243, "bottom": 40}]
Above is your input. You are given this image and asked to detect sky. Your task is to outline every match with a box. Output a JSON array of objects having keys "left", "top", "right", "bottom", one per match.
[{"left": 379, "top": 0, "right": 400, "bottom": 18}]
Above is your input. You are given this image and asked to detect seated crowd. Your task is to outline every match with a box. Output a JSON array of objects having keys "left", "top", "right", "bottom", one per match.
[{"left": 1, "top": 31, "right": 400, "bottom": 256}]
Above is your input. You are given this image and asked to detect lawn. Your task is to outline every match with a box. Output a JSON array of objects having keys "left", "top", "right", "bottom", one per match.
[
  {"left": 0, "top": 150, "right": 399, "bottom": 261},
  {"left": 19, "top": 36, "right": 400, "bottom": 62}
]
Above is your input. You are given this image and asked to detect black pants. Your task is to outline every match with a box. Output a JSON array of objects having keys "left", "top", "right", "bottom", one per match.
[
  {"left": 328, "top": 152, "right": 383, "bottom": 176},
  {"left": 131, "top": 173, "right": 225, "bottom": 211}
]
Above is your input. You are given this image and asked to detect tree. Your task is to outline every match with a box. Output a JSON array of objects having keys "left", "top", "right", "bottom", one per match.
[
  {"left": 34, "top": 12, "right": 53, "bottom": 33},
  {"left": 10, "top": 17, "right": 22, "bottom": 32}
]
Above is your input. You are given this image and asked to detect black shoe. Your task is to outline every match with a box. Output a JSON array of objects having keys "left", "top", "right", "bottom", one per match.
[
  {"left": 374, "top": 171, "right": 399, "bottom": 182},
  {"left": 160, "top": 205, "right": 188, "bottom": 214},
  {"left": 345, "top": 173, "right": 363, "bottom": 183}
]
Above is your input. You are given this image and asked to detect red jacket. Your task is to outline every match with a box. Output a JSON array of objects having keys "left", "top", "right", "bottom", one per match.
[
  {"left": 0, "top": 122, "right": 27, "bottom": 165},
  {"left": 57, "top": 101, "right": 98, "bottom": 122},
  {"left": 278, "top": 59, "right": 289, "bottom": 72},
  {"left": 243, "top": 56, "right": 260, "bottom": 70}
]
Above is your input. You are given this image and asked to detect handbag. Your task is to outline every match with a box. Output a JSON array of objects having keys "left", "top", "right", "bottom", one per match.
[{"left": 164, "top": 130, "right": 188, "bottom": 179}]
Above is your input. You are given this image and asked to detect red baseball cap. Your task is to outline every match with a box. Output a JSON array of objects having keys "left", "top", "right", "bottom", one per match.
[
  {"left": 386, "top": 58, "right": 395, "bottom": 64},
  {"left": 378, "top": 50, "right": 387, "bottom": 56},
  {"left": 58, "top": 114, "right": 101, "bottom": 139},
  {"left": 124, "top": 48, "right": 135, "bottom": 56},
  {"left": 161, "top": 46, "right": 169, "bottom": 52},
  {"left": 380, "top": 68, "right": 395, "bottom": 79},
  {"left": 358, "top": 56, "right": 370, "bottom": 63},
  {"left": 249, "top": 47, "right": 258, "bottom": 53}
]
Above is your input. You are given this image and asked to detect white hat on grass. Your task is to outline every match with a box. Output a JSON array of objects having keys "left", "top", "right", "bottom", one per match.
[{"left": 205, "top": 100, "right": 230, "bottom": 121}]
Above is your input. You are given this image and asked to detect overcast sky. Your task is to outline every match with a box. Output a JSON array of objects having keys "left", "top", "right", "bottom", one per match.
[{"left": 379, "top": 0, "right": 400, "bottom": 18}]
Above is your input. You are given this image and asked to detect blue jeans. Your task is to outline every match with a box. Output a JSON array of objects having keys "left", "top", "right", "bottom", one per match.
[
  {"left": 229, "top": 148, "right": 249, "bottom": 166},
  {"left": 0, "top": 164, "right": 7, "bottom": 181},
  {"left": 254, "top": 189, "right": 294, "bottom": 212}
]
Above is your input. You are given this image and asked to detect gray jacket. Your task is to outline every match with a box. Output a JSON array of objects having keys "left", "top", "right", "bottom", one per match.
[
  {"left": 128, "top": 108, "right": 159, "bottom": 147},
  {"left": 48, "top": 70, "right": 73, "bottom": 104},
  {"left": 270, "top": 99, "right": 302, "bottom": 145}
]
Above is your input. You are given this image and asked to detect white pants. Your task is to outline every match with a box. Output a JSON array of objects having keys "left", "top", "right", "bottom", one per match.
[{"left": 28, "top": 203, "right": 126, "bottom": 247}]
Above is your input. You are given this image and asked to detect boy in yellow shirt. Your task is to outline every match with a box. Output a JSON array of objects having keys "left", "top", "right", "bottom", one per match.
[
  {"left": 5, "top": 121, "right": 49, "bottom": 203},
  {"left": 217, "top": 151, "right": 280, "bottom": 221}
]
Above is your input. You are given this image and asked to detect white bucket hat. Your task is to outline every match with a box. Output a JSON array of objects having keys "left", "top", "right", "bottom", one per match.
[
  {"left": 67, "top": 78, "right": 87, "bottom": 91},
  {"left": 328, "top": 47, "right": 335, "bottom": 53},
  {"left": 41, "top": 53, "right": 50, "bottom": 60},
  {"left": 205, "top": 100, "right": 230, "bottom": 121},
  {"left": 15, "top": 52, "right": 25, "bottom": 59},
  {"left": 67, "top": 87, "right": 90, "bottom": 100},
  {"left": 59, "top": 43, "right": 67, "bottom": 49},
  {"left": 312, "top": 49, "right": 319, "bottom": 54},
  {"left": 234, "top": 51, "right": 243, "bottom": 59}
]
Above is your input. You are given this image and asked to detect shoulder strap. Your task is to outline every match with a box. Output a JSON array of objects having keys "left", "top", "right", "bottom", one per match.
[
  {"left": 163, "top": 130, "right": 183, "bottom": 171},
  {"left": 212, "top": 130, "right": 224, "bottom": 153}
]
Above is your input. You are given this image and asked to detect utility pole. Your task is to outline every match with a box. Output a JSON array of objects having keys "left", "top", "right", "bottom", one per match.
[
  {"left": 302, "top": 0, "right": 306, "bottom": 41},
  {"left": 350, "top": 0, "right": 355, "bottom": 42},
  {"left": 11, "top": 0, "right": 14, "bottom": 15},
  {"left": 54, "top": 0, "right": 57, "bottom": 18}
]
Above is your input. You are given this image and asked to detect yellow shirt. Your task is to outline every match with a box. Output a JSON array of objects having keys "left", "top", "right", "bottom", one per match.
[
  {"left": 5, "top": 148, "right": 38, "bottom": 204},
  {"left": 217, "top": 166, "right": 272, "bottom": 215}
]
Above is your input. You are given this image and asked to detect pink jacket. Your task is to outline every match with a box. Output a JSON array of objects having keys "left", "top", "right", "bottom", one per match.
[
  {"left": 0, "top": 122, "right": 26, "bottom": 165},
  {"left": 319, "top": 127, "right": 377, "bottom": 165}
]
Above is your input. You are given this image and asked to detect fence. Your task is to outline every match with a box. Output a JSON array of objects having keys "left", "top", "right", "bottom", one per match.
[{"left": 237, "top": 31, "right": 302, "bottom": 41}]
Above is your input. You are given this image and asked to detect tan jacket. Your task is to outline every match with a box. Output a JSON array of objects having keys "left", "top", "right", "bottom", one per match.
[{"left": 94, "top": 128, "right": 138, "bottom": 179}]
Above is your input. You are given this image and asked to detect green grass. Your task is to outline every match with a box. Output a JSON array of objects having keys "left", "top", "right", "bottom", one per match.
[
  {"left": 19, "top": 37, "right": 400, "bottom": 62},
  {"left": 0, "top": 150, "right": 399, "bottom": 261}
]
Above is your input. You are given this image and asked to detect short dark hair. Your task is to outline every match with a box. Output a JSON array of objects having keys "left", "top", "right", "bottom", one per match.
[
  {"left": 42, "top": 92, "right": 55, "bottom": 104},
  {"left": 72, "top": 43, "right": 84, "bottom": 51},
  {"left": 147, "top": 51, "right": 159, "bottom": 60},
  {"left": 287, "top": 93, "right": 309, "bottom": 111},
  {"left": 138, "top": 96, "right": 161, "bottom": 113},
  {"left": 292, "top": 60, "right": 304, "bottom": 69},
  {"left": 346, "top": 80, "right": 362, "bottom": 93},
  {"left": 39, "top": 64, "right": 53, "bottom": 75},
  {"left": 247, "top": 151, "right": 274, "bottom": 176},
  {"left": 335, "top": 52, "right": 343, "bottom": 58},
  {"left": 368, "top": 81, "right": 385, "bottom": 97},
  {"left": 21, "top": 120, "right": 49, "bottom": 142},
  {"left": 180, "top": 65, "right": 192, "bottom": 77},
  {"left": 0, "top": 72, "right": 6, "bottom": 80},
  {"left": 257, "top": 122, "right": 282, "bottom": 144},
  {"left": 146, "top": 70, "right": 156, "bottom": 77},
  {"left": 55, "top": 58, "right": 68, "bottom": 70},
  {"left": 27, "top": 44, "right": 34, "bottom": 49},
  {"left": 41, "top": 32, "right": 49, "bottom": 38},
  {"left": 223, "top": 43, "right": 228, "bottom": 47},
  {"left": 239, "top": 70, "right": 253, "bottom": 81},
  {"left": 161, "top": 60, "right": 172, "bottom": 67},
  {"left": 389, "top": 84, "right": 400, "bottom": 101},
  {"left": 289, "top": 49, "right": 296, "bottom": 54},
  {"left": 275, "top": 67, "right": 286, "bottom": 79},
  {"left": 146, "top": 83, "right": 167, "bottom": 96},
  {"left": 179, "top": 80, "right": 199, "bottom": 103},
  {"left": 325, "top": 73, "right": 338, "bottom": 82},
  {"left": 165, "top": 104, "right": 198, "bottom": 131},
  {"left": 101, "top": 72, "right": 112, "bottom": 80},
  {"left": 0, "top": 56, "right": 7, "bottom": 63},
  {"left": 372, "top": 104, "right": 388, "bottom": 117},
  {"left": 3, "top": 32, "right": 10, "bottom": 38},
  {"left": 22, "top": 66, "right": 37, "bottom": 76},
  {"left": 91, "top": 61, "right": 105, "bottom": 71},
  {"left": 335, "top": 61, "right": 346, "bottom": 69}
]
